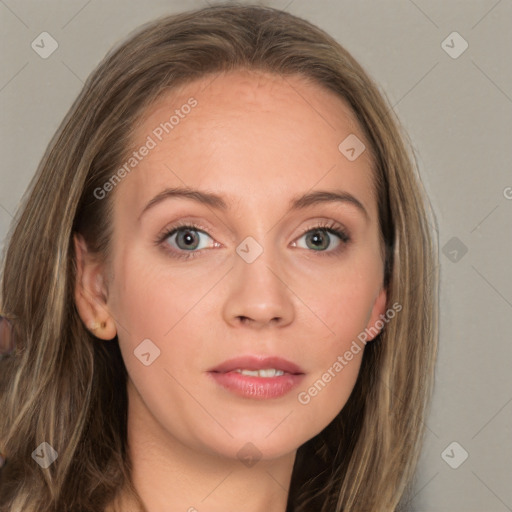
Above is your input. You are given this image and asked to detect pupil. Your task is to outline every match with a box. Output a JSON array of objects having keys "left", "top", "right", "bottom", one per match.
[
  {"left": 309, "top": 230, "right": 327, "bottom": 250},
  {"left": 180, "top": 230, "right": 197, "bottom": 248}
]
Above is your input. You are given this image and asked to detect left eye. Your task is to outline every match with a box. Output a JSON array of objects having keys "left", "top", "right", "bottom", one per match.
[{"left": 294, "top": 227, "right": 346, "bottom": 252}]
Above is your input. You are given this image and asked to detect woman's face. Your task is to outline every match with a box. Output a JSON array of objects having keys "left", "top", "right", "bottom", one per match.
[{"left": 83, "top": 69, "right": 387, "bottom": 462}]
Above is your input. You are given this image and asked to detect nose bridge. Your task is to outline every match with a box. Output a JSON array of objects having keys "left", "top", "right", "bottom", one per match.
[{"left": 223, "top": 228, "right": 295, "bottom": 326}]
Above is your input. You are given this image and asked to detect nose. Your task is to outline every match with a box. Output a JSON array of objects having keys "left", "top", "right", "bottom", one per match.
[{"left": 222, "top": 250, "right": 295, "bottom": 329}]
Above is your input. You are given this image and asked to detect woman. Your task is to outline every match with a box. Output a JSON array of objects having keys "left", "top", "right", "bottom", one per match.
[{"left": 0, "top": 4, "right": 438, "bottom": 511}]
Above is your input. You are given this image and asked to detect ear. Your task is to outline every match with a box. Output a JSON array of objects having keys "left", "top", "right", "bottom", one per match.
[
  {"left": 73, "top": 233, "right": 117, "bottom": 340},
  {"left": 364, "top": 286, "right": 388, "bottom": 342}
]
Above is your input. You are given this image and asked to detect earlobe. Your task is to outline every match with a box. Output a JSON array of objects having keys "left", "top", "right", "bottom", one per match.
[
  {"left": 73, "top": 234, "right": 117, "bottom": 340},
  {"left": 364, "top": 286, "right": 388, "bottom": 342}
]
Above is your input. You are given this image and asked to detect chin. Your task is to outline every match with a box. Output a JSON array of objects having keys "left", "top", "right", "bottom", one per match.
[{"left": 194, "top": 420, "right": 312, "bottom": 462}]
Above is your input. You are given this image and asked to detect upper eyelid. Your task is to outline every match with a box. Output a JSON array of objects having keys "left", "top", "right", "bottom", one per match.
[{"left": 162, "top": 220, "right": 234, "bottom": 244}]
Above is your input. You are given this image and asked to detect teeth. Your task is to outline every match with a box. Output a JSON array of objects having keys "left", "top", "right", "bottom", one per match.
[{"left": 234, "top": 368, "right": 285, "bottom": 377}]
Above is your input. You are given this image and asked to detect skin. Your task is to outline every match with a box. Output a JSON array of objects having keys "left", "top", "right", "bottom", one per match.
[{"left": 74, "top": 69, "right": 387, "bottom": 512}]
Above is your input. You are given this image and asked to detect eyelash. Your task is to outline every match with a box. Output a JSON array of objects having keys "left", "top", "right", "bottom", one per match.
[{"left": 155, "top": 220, "right": 351, "bottom": 261}]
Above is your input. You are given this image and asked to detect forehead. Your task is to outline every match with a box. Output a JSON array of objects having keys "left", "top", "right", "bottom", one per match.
[{"left": 118, "top": 69, "right": 377, "bottom": 221}]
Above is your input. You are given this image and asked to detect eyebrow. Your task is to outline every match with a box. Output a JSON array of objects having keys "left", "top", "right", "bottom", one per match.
[{"left": 138, "top": 186, "right": 369, "bottom": 222}]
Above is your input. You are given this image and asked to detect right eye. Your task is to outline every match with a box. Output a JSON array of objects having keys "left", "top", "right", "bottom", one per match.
[{"left": 157, "top": 223, "right": 218, "bottom": 260}]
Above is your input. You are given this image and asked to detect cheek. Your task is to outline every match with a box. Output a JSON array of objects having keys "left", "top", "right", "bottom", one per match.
[
  {"left": 107, "top": 252, "right": 217, "bottom": 443},
  {"left": 293, "top": 292, "right": 368, "bottom": 428},
  {"left": 108, "top": 249, "right": 211, "bottom": 381},
  {"left": 109, "top": 247, "right": 194, "bottom": 338},
  {"left": 289, "top": 258, "right": 379, "bottom": 426},
  {"left": 294, "top": 255, "right": 380, "bottom": 344},
  {"left": 295, "top": 350, "right": 363, "bottom": 436}
]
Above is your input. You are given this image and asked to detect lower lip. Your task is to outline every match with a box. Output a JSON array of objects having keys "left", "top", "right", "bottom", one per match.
[{"left": 208, "top": 371, "right": 305, "bottom": 399}]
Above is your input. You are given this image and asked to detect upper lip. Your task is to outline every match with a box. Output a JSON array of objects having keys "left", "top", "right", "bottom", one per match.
[{"left": 208, "top": 355, "right": 304, "bottom": 375}]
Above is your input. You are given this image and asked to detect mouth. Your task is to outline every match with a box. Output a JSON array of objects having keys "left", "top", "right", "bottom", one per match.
[{"left": 207, "top": 355, "right": 305, "bottom": 400}]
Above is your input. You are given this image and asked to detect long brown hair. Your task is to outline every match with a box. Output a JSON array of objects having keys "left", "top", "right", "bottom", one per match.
[{"left": 0, "top": 4, "right": 438, "bottom": 511}]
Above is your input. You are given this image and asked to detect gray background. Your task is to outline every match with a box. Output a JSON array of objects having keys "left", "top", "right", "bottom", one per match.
[{"left": 1, "top": 1, "right": 511, "bottom": 510}]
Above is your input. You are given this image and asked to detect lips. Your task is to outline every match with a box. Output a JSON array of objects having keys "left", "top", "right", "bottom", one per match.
[
  {"left": 207, "top": 355, "right": 305, "bottom": 400},
  {"left": 208, "top": 355, "right": 304, "bottom": 375}
]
